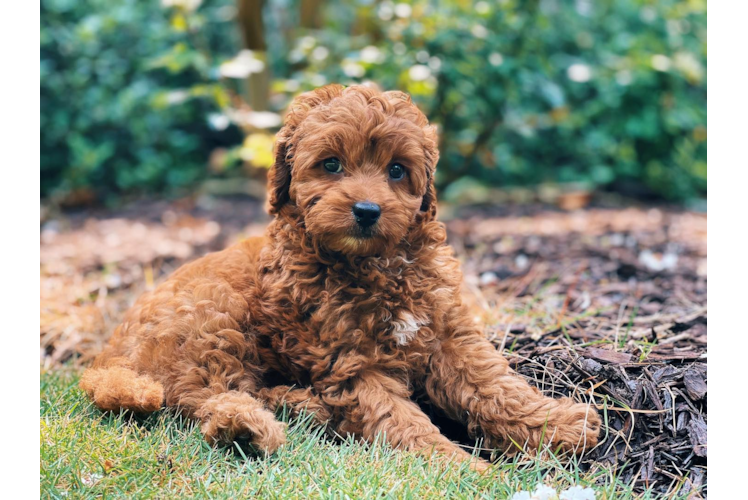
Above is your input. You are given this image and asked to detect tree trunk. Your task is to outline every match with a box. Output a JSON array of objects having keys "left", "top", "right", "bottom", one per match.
[
  {"left": 300, "top": 0, "right": 324, "bottom": 29},
  {"left": 236, "top": 0, "right": 269, "bottom": 111}
]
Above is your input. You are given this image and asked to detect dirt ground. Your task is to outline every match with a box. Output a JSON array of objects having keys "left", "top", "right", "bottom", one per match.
[{"left": 40, "top": 196, "right": 707, "bottom": 497}]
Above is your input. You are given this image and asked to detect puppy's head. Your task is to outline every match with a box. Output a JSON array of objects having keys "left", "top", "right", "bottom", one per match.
[{"left": 268, "top": 84, "right": 438, "bottom": 256}]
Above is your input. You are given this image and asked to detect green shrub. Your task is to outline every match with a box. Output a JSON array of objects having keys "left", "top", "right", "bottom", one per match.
[
  {"left": 41, "top": 0, "right": 706, "bottom": 203},
  {"left": 281, "top": 0, "right": 706, "bottom": 201},
  {"left": 40, "top": 0, "right": 238, "bottom": 200}
]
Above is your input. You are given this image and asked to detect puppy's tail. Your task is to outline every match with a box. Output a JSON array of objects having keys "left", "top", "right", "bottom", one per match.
[{"left": 80, "top": 365, "right": 164, "bottom": 413}]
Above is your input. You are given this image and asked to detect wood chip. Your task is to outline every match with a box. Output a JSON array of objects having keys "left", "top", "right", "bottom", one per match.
[
  {"left": 683, "top": 368, "right": 707, "bottom": 400},
  {"left": 584, "top": 347, "right": 634, "bottom": 364}
]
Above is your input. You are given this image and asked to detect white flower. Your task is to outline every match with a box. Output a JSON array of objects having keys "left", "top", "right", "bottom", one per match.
[
  {"left": 471, "top": 24, "right": 489, "bottom": 39},
  {"left": 533, "top": 484, "right": 559, "bottom": 500},
  {"left": 511, "top": 492, "right": 533, "bottom": 500},
  {"left": 638, "top": 250, "right": 678, "bottom": 272},
  {"left": 311, "top": 46, "right": 329, "bottom": 61},
  {"left": 651, "top": 54, "right": 671, "bottom": 72},
  {"left": 378, "top": 2, "right": 394, "bottom": 21},
  {"left": 408, "top": 65, "right": 431, "bottom": 81},
  {"left": 567, "top": 63, "right": 592, "bottom": 82},
  {"left": 161, "top": 0, "right": 202, "bottom": 12},
  {"left": 674, "top": 52, "right": 703, "bottom": 81},
  {"left": 479, "top": 272, "right": 498, "bottom": 286},
  {"left": 428, "top": 57, "right": 442, "bottom": 71},
  {"left": 165, "top": 90, "right": 189, "bottom": 105},
  {"left": 559, "top": 486, "right": 596, "bottom": 500},
  {"left": 310, "top": 74, "right": 327, "bottom": 86},
  {"left": 298, "top": 36, "right": 316, "bottom": 51},
  {"left": 245, "top": 111, "right": 282, "bottom": 129},
  {"left": 360, "top": 46, "right": 384, "bottom": 64},
  {"left": 515, "top": 254, "right": 529, "bottom": 270},
  {"left": 394, "top": 3, "right": 412, "bottom": 18},
  {"left": 207, "top": 113, "right": 230, "bottom": 131},
  {"left": 220, "top": 50, "right": 265, "bottom": 79},
  {"left": 489, "top": 52, "right": 504, "bottom": 66},
  {"left": 228, "top": 110, "right": 282, "bottom": 129},
  {"left": 342, "top": 61, "right": 365, "bottom": 78}
]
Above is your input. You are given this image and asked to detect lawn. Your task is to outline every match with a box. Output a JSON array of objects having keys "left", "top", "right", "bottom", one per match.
[
  {"left": 43, "top": 369, "right": 661, "bottom": 499},
  {"left": 40, "top": 198, "right": 706, "bottom": 498}
]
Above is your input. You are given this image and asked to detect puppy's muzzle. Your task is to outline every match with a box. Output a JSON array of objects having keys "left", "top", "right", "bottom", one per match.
[{"left": 352, "top": 202, "right": 381, "bottom": 228}]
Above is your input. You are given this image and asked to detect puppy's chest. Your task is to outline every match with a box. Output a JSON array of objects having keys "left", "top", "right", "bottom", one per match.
[
  {"left": 312, "top": 271, "right": 431, "bottom": 344},
  {"left": 262, "top": 261, "right": 436, "bottom": 351}
]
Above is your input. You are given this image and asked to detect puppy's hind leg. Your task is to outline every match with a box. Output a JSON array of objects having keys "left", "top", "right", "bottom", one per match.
[{"left": 79, "top": 359, "right": 164, "bottom": 413}]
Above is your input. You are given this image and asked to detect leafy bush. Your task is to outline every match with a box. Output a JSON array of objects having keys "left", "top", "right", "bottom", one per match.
[
  {"left": 41, "top": 0, "right": 706, "bottom": 203},
  {"left": 278, "top": 0, "right": 706, "bottom": 201},
  {"left": 40, "top": 0, "right": 239, "bottom": 200}
]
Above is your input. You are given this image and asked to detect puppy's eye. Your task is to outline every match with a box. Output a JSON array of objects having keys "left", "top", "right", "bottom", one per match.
[
  {"left": 322, "top": 158, "right": 343, "bottom": 174},
  {"left": 389, "top": 163, "right": 405, "bottom": 180}
]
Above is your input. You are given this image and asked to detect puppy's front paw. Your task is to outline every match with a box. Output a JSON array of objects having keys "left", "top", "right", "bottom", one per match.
[
  {"left": 197, "top": 393, "right": 288, "bottom": 454},
  {"left": 547, "top": 401, "right": 601, "bottom": 453},
  {"left": 201, "top": 409, "right": 288, "bottom": 454}
]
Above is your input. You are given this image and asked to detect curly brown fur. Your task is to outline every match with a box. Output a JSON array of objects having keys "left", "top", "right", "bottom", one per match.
[{"left": 82, "top": 84, "right": 600, "bottom": 467}]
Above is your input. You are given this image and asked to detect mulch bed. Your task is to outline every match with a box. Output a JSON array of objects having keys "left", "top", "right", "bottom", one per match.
[
  {"left": 40, "top": 196, "right": 707, "bottom": 497},
  {"left": 448, "top": 204, "right": 706, "bottom": 497}
]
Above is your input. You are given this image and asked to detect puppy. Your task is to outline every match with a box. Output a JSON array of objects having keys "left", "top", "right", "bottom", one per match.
[{"left": 81, "top": 84, "right": 600, "bottom": 469}]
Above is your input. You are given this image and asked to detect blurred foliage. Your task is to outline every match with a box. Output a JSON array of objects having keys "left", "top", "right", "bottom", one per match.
[
  {"left": 40, "top": 0, "right": 241, "bottom": 201},
  {"left": 41, "top": 0, "right": 706, "bottom": 203}
]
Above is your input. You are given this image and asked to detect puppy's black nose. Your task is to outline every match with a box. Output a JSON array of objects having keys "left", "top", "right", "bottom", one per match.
[{"left": 352, "top": 202, "right": 381, "bottom": 228}]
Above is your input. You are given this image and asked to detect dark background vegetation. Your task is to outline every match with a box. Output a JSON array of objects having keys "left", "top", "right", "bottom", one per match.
[{"left": 40, "top": 0, "right": 706, "bottom": 206}]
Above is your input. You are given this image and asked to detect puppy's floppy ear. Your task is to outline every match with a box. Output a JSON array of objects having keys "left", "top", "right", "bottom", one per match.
[
  {"left": 267, "top": 84, "right": 346, "bottom": 214},
  {"left": 419, "top": 124, "right": 440, "bottom": 219},
  {"left": 381, "top": 89, "right": 439, "bottom": 218}
]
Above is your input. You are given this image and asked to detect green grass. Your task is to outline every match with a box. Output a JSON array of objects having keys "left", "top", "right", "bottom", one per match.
[{"left": 42, "top": 369, "right": 667, "bottom": 499}]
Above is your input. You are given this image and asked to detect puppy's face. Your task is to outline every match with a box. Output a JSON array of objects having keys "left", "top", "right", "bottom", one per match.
[{"left": 269, "top": 85, "right": 438, "bottom": 256}]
